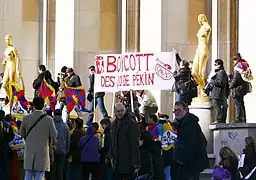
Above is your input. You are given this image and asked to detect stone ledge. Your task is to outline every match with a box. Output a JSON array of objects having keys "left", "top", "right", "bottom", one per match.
[{"left": 209, "top": 123, "right": 256, "bottom": 130}]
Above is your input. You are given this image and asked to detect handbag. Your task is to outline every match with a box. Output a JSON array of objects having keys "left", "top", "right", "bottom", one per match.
[{"left": 25, "top": 114, "right": 47, "bottom": 139}]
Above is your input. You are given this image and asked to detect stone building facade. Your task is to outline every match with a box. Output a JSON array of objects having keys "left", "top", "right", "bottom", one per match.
[{"left": 0, "top": 0, "right": 254, "bottom": 122}]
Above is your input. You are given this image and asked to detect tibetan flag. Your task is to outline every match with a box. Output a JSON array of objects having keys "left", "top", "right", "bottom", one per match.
[
  {"left": 39, "top": 79, "right": 57, "bottom": 113},
  {"left": 9, "top": 82, "right": 29, "bottom": 118},
  {"left": 147, "top": 123, "right": 159, "bottom": 141},
  {"left": 234, "top": 61, "right": 254, "bottom": 82},
  {"left": 65, "top": 85, "right": 91, "bottom": 118}
]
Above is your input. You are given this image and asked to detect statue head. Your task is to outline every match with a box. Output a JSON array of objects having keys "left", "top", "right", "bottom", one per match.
[
  {"left": 198, "top": 14, "right": 208, "bottom": 25},
  {"left": 4, "top": 34, "right": 12, "bottom": 45}
]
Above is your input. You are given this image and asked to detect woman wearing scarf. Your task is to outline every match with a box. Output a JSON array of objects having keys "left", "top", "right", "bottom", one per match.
[{"left": 229, "top": 53, "right": 253, "bottom": 123}]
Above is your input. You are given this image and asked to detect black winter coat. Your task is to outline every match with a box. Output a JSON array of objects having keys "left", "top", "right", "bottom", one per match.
[
  {"left": 209, "top": 68, "right": 229, "bottom": 100},
  {"left": 174, "top": 67, "right": 192, "bottom": 89},
  {"left": 229, "top": 71, "right": 247, "bottom": 97},
  {"left": 66, "top": 73, "right": 82, "bottom": 88},
  {"left": 108, "top": 112, "right": 140, "bottom": 173},
  {"left": 99, "top": 125, "right": 111, "bottom": 160},
  {"left": 0, "top": 120, "right": 14, "bottom": 166},
  {"left": 175, "top": 113, "right": 209, "bottom": 173},
  {"left": 139, "top": 141, "right": 165, "bottom": 180},
  {"left": 32, "top": 71, "right": 58, "bottom": 97},
  {"left": 88, "top": 74, "right": 105, "bottom": 98}
]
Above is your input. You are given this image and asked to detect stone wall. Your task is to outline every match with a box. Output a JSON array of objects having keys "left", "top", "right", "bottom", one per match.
[{"left": 0, "top": 0, "right": 40, "bottom": 100}]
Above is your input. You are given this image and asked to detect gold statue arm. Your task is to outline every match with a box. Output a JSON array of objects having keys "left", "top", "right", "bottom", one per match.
[
  {"left": 2, "top": 58, "right": 6, "bottom": 66},
  {"left": 18, "top": 74, "right": 25, "bottom": 91},
  {"left": 201, "top": 24, "right": 211, "bottom": 38},
  {"left": 13, "top": 47, "right": 20, "bottom": 73}
]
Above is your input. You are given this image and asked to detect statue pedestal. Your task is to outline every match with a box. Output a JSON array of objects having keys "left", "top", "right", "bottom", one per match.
[
  {"left": 189, "top": 101, "right": 214, "bottom": 154},
  {"left": 209, "top": 123, "right": 256, "bottom": 164}
]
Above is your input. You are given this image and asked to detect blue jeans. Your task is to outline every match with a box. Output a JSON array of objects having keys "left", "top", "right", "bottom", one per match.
[
  {"left": 103, "top": 164, "right": 112, "bottom": 180},
  {"left": 87, "top": 96, "right": 108, "bottom": 126},
  {"left": 24, "top": 170, "right": 45, "bottom": 180},
  {"left": 164, "top": 166, "right": 171, "bottom": 180}
]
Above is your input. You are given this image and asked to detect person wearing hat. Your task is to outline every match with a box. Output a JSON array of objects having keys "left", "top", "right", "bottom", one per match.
[{"left": 66, "top": 68, "right": 82, "bottom": 88}]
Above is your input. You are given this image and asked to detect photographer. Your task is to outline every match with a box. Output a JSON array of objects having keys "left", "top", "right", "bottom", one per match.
[{"left": 56, "top": 66, "right": 68, "bottom": 123}]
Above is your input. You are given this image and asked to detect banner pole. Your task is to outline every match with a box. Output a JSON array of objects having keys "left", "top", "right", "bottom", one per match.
[
  {"left": 130, "top": 90, "right": 134, "bottom": 113},
  {"left": 111, "top": 92, "right": 116, "bottom": 117},
  {"left": 93, "top": 92, "right": 96, "bottom": 123}
]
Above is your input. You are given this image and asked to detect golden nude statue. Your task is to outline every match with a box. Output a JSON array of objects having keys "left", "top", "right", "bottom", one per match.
[
  {"left": 2, "top": 35, "right": 23, "bottom": 107},
  {"left": 192, "top": 14, "right": 211, "bottom": 100}
]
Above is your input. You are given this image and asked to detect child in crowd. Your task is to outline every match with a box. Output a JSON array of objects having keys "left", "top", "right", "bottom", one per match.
[
  {"left": 157, "top": 114, "right": 177, "bottom": 180},
  {"left": 146, "top": 115, "right": 159, "bottom": 141},
  {"left": 92, "top": 122, "right": 102, "bottom": 137},
  {"left": 79, "top": 126, "right": 100, "bottom": 180}
]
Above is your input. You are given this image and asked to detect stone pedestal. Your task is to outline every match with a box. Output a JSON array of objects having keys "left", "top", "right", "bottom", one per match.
[
  {"left": 209, "top": 123, "right": 256, "bottom": 164},
  {"left": 189, "top": 101, "right": 214, "bottom": 154}
]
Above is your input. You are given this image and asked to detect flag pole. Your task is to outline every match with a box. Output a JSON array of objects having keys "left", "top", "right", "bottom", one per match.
[
  {"left": 130, "top": 90, "right": 134, "bottom": 113},
  {"left": 111, "top": 92, "right": 116, "bottom": 117},
  {"left": 93, "top": 92, "right": 96, "bottom": 123}
]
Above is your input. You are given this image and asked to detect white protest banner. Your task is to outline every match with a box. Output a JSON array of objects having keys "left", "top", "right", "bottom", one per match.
[{"left": 94, "top": 52, "right": 178, "bottom": 92}]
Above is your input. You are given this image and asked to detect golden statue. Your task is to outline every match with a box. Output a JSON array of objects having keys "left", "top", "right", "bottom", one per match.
[
  {"left": 192, "top": 14, "right": 211, "bottom": 100},
  {"left": 2, "top": 35, "right": 23, "bottom": 108}
]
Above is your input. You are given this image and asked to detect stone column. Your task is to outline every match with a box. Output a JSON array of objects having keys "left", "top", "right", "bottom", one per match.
[
  {"left": 239, "top": 0, "right": 256, "bottom": 123},
  {"left": 55, "top": 0, "right": 75, "bottom": 78},
  {"left": 217, "top": 0, "right": 238, "bottom": 123},
  {"left": 126, "top": 0, "right": 140, "bottom": 52}
]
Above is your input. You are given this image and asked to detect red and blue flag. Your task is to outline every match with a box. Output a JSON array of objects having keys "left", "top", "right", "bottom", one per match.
[
  {"left": 65, "top": 85, "right": 91, "bottom": 118},
  {"left": 39, "top": 79, "right": 57, "bottom": 112},
  {"left": 9, "top": 82, "right": 29, "bottom": 118}
]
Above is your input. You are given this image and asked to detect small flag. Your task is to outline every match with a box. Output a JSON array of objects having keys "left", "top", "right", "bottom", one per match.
[
  {"left": 65, "top": 85, "right": 91, "bottom": 118},
  {"left": 9, "top": 82, "right": 29, "bottom": 118},
  {"left": 39, "top": 79, "right": 57, "bottom": 113}
]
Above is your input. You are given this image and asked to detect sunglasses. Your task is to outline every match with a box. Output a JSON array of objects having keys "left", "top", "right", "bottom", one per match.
[{"left": 173, "top": 109, "right": 181, "bottom": 113}]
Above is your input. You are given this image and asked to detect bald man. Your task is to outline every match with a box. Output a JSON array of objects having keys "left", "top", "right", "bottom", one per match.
[{"left": 108, "top": 103, "right": 140, "bottom": 180}]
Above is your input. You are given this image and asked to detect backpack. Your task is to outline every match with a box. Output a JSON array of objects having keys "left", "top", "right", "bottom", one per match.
[
  {"left": 211, "top": 167, "right": 231, "bottom": 180},
  {"left": 158, "top": 123, "right": 177, "bottom": 151}
]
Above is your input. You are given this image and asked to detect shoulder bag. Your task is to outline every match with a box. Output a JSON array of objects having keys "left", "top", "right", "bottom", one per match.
[{"left": 25, "top": 114, "right": 47, "bottom": 139}]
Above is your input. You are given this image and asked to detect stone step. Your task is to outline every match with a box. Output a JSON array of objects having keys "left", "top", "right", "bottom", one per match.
[
  {"left": 207, "top": 154, "right": 216, "bottom": 169},
  {"left": 200, "top": 168, "right": 213, "bottom": 180}
]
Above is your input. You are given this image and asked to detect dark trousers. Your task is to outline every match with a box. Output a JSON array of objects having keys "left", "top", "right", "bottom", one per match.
[
  {"left": 212, "top": 98, "right": 228, "bottom": 123},
  {"left": 234, "top": 96, "right": 246, "bottom": 122},
  {"left": 113, "top": 171, "right": 134, "bottom": 180},
  {"left": 82, "top": 163, "right": 99, "bottom": 180},
  {"left": 67, "top": 163, "right": 82, "bottom": 180},
  {"left": 177, "top": 165, "right": 199, "bottom": 180},
  {"left": 49, "top": 153, "right": 66, "bottom": 180},
  {"left": 87, "top": 96, "right": 108, "bottom": 126}
]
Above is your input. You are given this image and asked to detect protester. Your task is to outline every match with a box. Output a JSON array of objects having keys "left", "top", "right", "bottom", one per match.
[
  {"left": 80, "top": 125, "right": 100, "bottom": 180},
  {"left": 157, "top": 114, "right": 177, "bottom": 180},
  {"left": 20, "top": 97, "right": 57, "bottom": 180},
  {"left": 99, "top": 118, "right": 112, "bottom": 180},
  {"left": 108, "top": 102, "right": 140, "bottom": 180},
  {"left": 137, "top": 90, "right": 158, "bottom": 122},
  {"left": 239, "top": 136, "right": 256, "bottom": 179},
  {"left": 218, "top": 147, "right": 239, "bottom": 180},
  {"left": 50, "top": 109, "right": 70, "bottom": 180},
  {"left": 206, "top": 59, "right": 229, "bottom": 124},
  {"left": 138, "top": 130, "right": 164, "bottom": 180},
  {"left": 229, "top": 53, "right": 252, "bottom": 123},
  {"left": 33, "top": 65, "right": 58, "bottom": 97},
  {"left": 66, "top": 68, "right": 82, "bottom": 88},
  {"left": 0, "top": 110, "right": 14, "bottom": 180},
  {"left": 87, "top": 65, "right": 108, "bottom": 126},
  {"left": 173, "top": 60, "right": 197, "bottom": 105},
  {"left": 174, "top": 101, "right": 208, "bottom": 180},
  {"left": 67, "top": 117, "right": 85, "bottom": 180}
]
